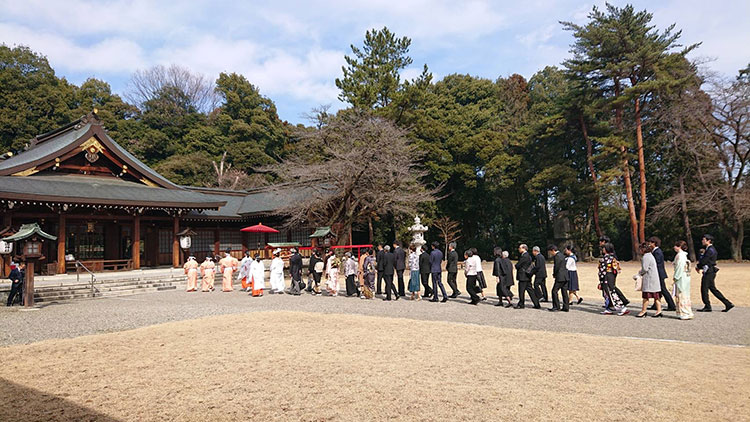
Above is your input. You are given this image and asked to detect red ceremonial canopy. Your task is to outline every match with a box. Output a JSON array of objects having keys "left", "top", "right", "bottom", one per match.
[{"left": 240, "top": 223, "right": 279, "bottom": 233}]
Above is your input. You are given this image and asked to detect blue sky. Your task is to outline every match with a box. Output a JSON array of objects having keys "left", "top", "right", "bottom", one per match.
[{"left": 1, "top": 0, "right": 748, "bottom": 124}]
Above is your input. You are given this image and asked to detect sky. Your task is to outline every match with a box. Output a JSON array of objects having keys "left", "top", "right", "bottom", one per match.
[{"left": 1, "top": 0, "right": 748, "bottom": 124}]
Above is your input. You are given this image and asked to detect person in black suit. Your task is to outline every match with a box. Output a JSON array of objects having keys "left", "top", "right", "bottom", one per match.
[
  {"left": 393, "top": 241, "right": 406, "bottom": 297},
  {"left": 382, "top": 245, "right": 399, "bottom": 301},
  {"left": 6, "top": 262, "right": 25, "bottom": 306},
  {"left": 647, "top": 236, "right": 676, "bottom": 311},
  {"left": 418, "top": 246, "right": 433, "bottom": 297},
  {"left": 696, "top": 234, "right": 733, "bottom": 312},
  {"left": 514, "top": 244, "right": 540, "bottom": 309},
  {"left": 547, "top": 245, "right": 569, "bottom": 312},
  {"left": 446, "top": 242, "right": 460, "bottom": 297},
  {"left": 492, "top": 247, "right": 513, "bottom": 307},
  {"left": 530, "top": 246, "right": 548, "bottom": 302},
  {"left": 288, "top": 248, "right": 303, "bottom": 295},
  {"left": 375, "top": 244, "right": 385, "bottom": 294}
]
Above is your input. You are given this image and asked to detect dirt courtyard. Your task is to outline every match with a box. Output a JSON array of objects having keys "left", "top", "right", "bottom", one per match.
[{"left": 1, "top": 311, "right": 748, "bottom": 421}]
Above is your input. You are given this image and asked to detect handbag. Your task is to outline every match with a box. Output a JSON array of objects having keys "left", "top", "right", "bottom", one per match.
[{"left": 634, "top": 274, "right": 643, "bottom": 292}]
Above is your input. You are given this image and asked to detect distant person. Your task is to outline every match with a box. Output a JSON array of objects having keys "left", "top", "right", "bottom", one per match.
[
  {"left": 325, "top": 251, "right": 341, "bottom": 297},
  {"left": 492, "top": 247, "right": 513, "bottom": 307},
  {"left": 344, "top": 252, "right": 359, "bottom": 297},
  {"left": 515, "top": 244, "right": 540, "bottom": 309},
  {"left": 269, "top": 249, "right": 286, "bottom": 294},
  {"left": 597, "top": 243, "right": 628, "bottom": 316},
  {"left": 408, "top": 245, "right": 422, "bottom": 301},
  {"left": 464, "top": 249, "right": 480, "bottom": 305},
  {"left": 238, "top": 250, "right": 252, "bottom": 291},
  {"left": 530, "top": 246, "right": 548, "bottom": 302},
  {"left": 500, "top": 251, "right": 514, "bottom": 301},
  {"left": 200, "top": 256, "right": 216, "bottom": 292},
  {"left": 183, "top": 256, "right": 199, "bottom": 292},
  {"left": 375, "top": 244, "right": 385, "bottom": 295},
  {"left": 636, "top": 243, "right": 662, "bottom": 318},
  {"left": 546, "top": 245, "right": 569, "bottom": 312},
  {"left": 382, "top": 245, "right": 399, "bottom": 301},
  {"left": 218, "top": 249, "right": 239, "bottom": 292},
  {"left": 249, "top": 254, "right": 265, "bottom": 297},
  {"left": 446, "top": 242, "right": 460, "bottom": 298},
  {"left": 430, "top": 241, "right": 448, "bottom": 302},
  {"left": 289, "top": 248, "right": 303, "bottom": 295},
  {"left": 419, "top": 245, "right": 433, "bottom": 298},
  {"left": 696, "top": 234, "right": 733, "bottom": 312},
  {"left": 647, "top": 236, "right": 676, "bottom": 311},
  {"left": 471, "top": 247, "right": 487, "bottom": 301},
  {"left": 362, "top": 249, "right": 377, "bottom": 299},
  {"left": 565, "top": 245, "right": 582, "bottom": 305},
  {"left": 6, "top": 261, "right": 24, "bottom": 306},
  {"left": 672, "top": 240, "right": 694, "bottom": 320},
  {"left": 393, "top": 241, "right": 407, "bottom": 297}
]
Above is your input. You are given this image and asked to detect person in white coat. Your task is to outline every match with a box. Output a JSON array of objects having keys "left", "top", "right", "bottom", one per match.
[
  {"left": 249, "top": 254, "right": 266, "bottom": 297},
  {"left": 269, "top": 249, "right": 285, "bottom": 294}
]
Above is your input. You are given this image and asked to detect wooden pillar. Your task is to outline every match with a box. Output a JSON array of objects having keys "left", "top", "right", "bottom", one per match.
[
  {"left": 57, "top": 213, "right": 66, "bottom": 275},
  {"left": 172, "top": 216, "right": 180, "bottom": 268},
  {"left": 1, "top": 211, "right": 11, "bottom": 277},
  {"left": 213, "top": 227, "right": 220, "bottom": 256},
  {"left": 133, "top": 216, "right": 141, "bottom": 269},
  {"left": 24, "top": 259, "right": 36, "bottom": 307}
]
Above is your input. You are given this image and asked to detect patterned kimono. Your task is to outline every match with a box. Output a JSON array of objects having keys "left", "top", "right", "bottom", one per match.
[
  {"left": 219, "top": 254, "right": 239, "bottom": 292},
  {"left": 673, "top": 250, "right": 694, "bottom": 319},
  {"left": 326, "top": 255, "right": 340, "bottom": 295},
  {"left": 598, "top": 254, "right": 625, "bottom": 311},
  {"left": 183, "top": 258, "right": 199, "bottom": 292},
  {"left": 200, "top": 259, "right": 216, "bottom": 291}
]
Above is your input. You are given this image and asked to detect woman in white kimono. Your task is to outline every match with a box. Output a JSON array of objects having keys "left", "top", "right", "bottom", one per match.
[
  {"left": 269, "top": 249, "right": 285, "bottom": 294},
  {"left": 325, "top": 251, "right": 340, "bottom": 296},
  {"left": 672, "top": 240, "right": 694, "bottom": 320},
  {"left": 249, "top": 254, "right": 266, "bottom": 297}
]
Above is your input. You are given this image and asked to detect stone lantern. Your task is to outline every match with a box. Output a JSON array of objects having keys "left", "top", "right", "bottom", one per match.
[
  {"left": 409, "top": 215, "right": 428, "bottom": 251},
  {"left": 1, "top": 223, "right": 57, "bottom": 308}
]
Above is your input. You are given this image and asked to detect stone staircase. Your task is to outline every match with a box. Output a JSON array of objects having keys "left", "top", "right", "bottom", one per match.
[{"left": 27, "top": 274, "right": 187, "bottom": 304}]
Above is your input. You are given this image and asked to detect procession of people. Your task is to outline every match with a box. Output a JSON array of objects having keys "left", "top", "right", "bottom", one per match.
[{"left": 179, "top": 233, "right": 734, "bottom": 319}]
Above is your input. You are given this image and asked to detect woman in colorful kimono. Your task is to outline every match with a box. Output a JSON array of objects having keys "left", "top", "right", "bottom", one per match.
[
  {"left": 672, "top": 240, "right": 694, "bottom": 320},
  {"left": 249, "top": 254, "right": 266, "bottom": 297},
  {"left": 269, "top": 249, "right": 285, "bottom": 294},
  {"left": 408, "top": 245, "right": 422, "bottom": 300},
  {"left": 200, "top": 256, "right": 216, "bottom": 292},
  {"left": 597, "top": 243, "right": 629, "bottom": 316},
  {"left": 183, "top": 256, "right": 199, "bottom": 292},
  {"left": 362, "top": 249, "right": 377, "bottom": 299}
]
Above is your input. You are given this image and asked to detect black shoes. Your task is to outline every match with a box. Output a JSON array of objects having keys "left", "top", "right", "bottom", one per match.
[
  {"left": 697, "top": 307, "right": 712, "bottom": 312},
  {"left": 548, "top": 308, "right": 559, "bottom": 312},
  {"left": 515, "top": 305, "right": 525, "bottom": 309},
  {"left": 441, "top": 298, "right": 448, "bottom": 303},
  {"left": 577, "top": 298, "right": 583, "bottom": 304},
  {"left": 430, "top": 299, "right": 439, "bottom": 303},
  {"left": 495, "top": 302, "right": 504, "bottom": 307},
  {"left": 722, "top": 304, "right": 735, "bottom": 312},
  {"left": 652, "top": 312, "right": 663, "bottom": 318}
]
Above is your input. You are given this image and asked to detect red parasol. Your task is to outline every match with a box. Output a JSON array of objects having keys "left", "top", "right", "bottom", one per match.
[{"left": 240, "top": 223, "right": 280, "bottom": 233}]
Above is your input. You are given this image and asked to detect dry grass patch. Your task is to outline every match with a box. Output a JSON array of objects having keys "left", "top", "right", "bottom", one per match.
[{"left": 1, "top": 311, "right": 748, "bottom": 421}]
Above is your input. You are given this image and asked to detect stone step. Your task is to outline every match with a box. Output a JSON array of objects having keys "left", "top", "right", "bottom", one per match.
[
  {"left": 35, "top": 285, "right": 180, "bottom": 303},
  {"left": 35, "top": 276, "right": 187, "bottom": 292},
  {"left": 34, "top": 281, "right": 185, "bottom": 299}
]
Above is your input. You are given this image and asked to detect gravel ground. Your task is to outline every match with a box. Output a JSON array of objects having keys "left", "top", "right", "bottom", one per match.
[{"left": 1, "top": 287, "right": 748, "bottom": 347}]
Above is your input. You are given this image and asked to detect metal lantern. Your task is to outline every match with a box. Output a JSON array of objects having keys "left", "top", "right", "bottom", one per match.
[{"left": 0, "top": 239, "right": 12, "bottom": 255}]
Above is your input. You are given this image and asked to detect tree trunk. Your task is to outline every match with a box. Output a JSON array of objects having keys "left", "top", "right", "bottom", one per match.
[
  {"left": 614, "top": 80, "right": 639, "bottom": 260},
  {"left": 678, "top": 175, "right": 697, "bottom": 261},
  {"left": 368, "top": 215, "right": 374, "bottom": 244},
  {"left": 634, "top": 97, "right": 647, "bottom": 243},
  {"left": 580, "top": 114, "right": 602, "bottom": 237},
  {"left": 730, "top": 220, "right": 744, "bottom": 262}
]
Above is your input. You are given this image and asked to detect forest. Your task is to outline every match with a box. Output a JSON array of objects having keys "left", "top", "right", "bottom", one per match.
[{"left": 1, "top": 4, "right": 748, "bottom": 261}]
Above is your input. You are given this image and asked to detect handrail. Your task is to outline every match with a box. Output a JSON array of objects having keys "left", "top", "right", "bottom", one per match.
[{"left": 75, "top": 260, "right": 99, "bottom": 297}]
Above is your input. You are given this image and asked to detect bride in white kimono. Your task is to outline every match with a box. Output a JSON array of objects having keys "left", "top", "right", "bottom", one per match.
[
  {"left": 249, "top": 255, "right": 266, "bottom": 297},
  {"left": 269, "top": 249, "right": 286, "bottom": 294}
]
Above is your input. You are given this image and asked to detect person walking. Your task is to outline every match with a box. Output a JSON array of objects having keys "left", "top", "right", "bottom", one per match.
[
  {"left": 382, "top": 245, "right": 399, "bottom": 301},
  {"left": 408, "top": 245, "right": 422, "bottom": 300},
  {"left": 6, "top": 262, "right": 24, "bottom": 306},
  {"left": 184, "top": 256, "right": 200, "bottom": 292},
  {"left": 515, "top": 244, "right": 540, "bottom": 309},
  {"left": 362, "top": 249, "right": 377, "bottom": 299},
  {"left": 419, "top": 246, "right": 433, "bottom": 298},
  {"left": 446, "top": 242, "right": 460, "bottom": 298},
  {"left": 270, "top": 249, "right": 286, "bottom": 294},
  {"left": 464, "top": 249, "right": 481, "bottom": 305},
  {"left": 375, "top": 244, "right": 385, "bottom": 295},
  {"left": 344, "top": 252, "right": 359, "bottom": 297},
  {"left": 218, "top": 249, "right": 239, "bottom": 292},
  {"left": 696, "top": 234, "right": 733, "bottom": 312},
  {"left": 564, "top": 246, "right": 582, "bottom": 305},
  {"left": 597, "top": 243, "right": 629, "bottom": 316},
  {"left": 200, "top": 256, "right": 216, "bottom": 292},
  {"left": 307, "top": 250, "right": 323, "bottom": 295},
  {"left": 471, "top": 248, "right": 487, "bottom": 301},
  {"left": 248, "top": 254, "right": 265, "bottom": 297},
  {"left": 430, "top": 241, "right": 448, "bottom": 303},
  {"left": 531, "top": 246, "right": 548, "bottom": 302},
  {"left": 492, "top": 248, "right": 513, "bottom": 307},
  {"left": 394, "top": 241, "right": 407, "bottom": 297},
  {"left": 648, "top": 237, "right": 676, "bottom": 311},
  {"left": 672, "top": 240, "right": 694, "bottom": 320},
  {"left": 288, "top": 248, "right": 303, "bottom": 295},
  {"left": 547, "top": 245, "right": 569, "bottom": 312},
  {"left": 636, "top": 243, "right": 662, "bottom": 318},
  {"left": 238, "top": 250, "right": 252, "bottom": 291},
  {"left": 325, "top": 251, "right": 341, "bottom": 297}
]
